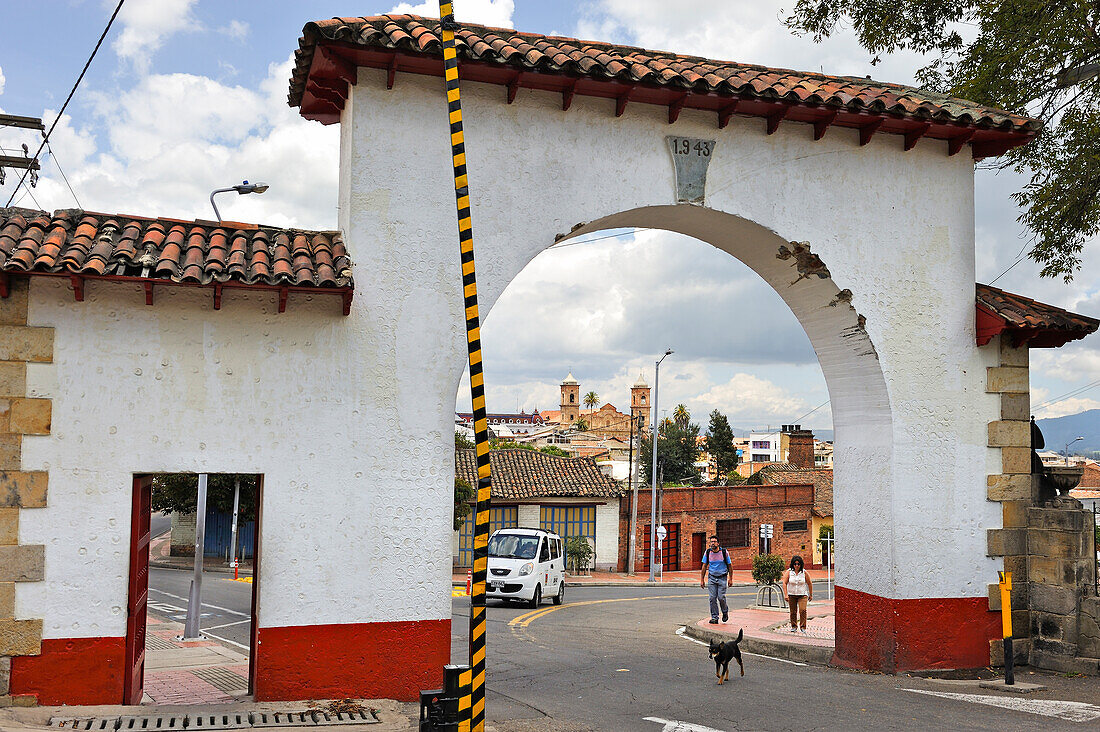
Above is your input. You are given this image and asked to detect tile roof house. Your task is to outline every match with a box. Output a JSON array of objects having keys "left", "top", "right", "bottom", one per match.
[
  {"left": 455, "top": 448, "right": 623, "bottom": 500},
  {"left": 977, "top": 283, "right": 1100, "bottom": 348},
  {"left": 748, "top": 462, "right": 834, "bottom": 518},
  {"left": 290, "top": 15, "right": 1036, "bottom": 158}
]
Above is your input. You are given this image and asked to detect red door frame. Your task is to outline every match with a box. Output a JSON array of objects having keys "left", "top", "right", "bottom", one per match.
[
  {"left": 642, "top": 522, "right": 680, "bottom": 571},
  {"left": 125, "top": 474, "right": 263, "bottom": 703},
  {"left": 690, "top": 532, "right": 705, "bottom": 567},
  {"left": 123, "top": 476, "right": 152, "bottom": 704}
]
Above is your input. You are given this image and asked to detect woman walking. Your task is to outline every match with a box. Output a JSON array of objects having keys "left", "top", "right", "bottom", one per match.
[{"left": 782, "top": 555, "right": 812, "bottom": 634}]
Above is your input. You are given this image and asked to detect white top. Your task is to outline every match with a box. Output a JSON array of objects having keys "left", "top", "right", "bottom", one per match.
[{"left": 786, "top": 569, "right": 809, "bottom": 596}]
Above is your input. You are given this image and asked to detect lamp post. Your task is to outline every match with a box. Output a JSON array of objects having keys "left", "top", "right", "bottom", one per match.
[
  {"left": 649, "top": 348, "right": 673, "bottom": 583},
  {"left": 1064, "top": 436, "right": 1084, "bottom": 465},
  {"left": 209, "top": 180, "right": 269, "bottom": 222}
]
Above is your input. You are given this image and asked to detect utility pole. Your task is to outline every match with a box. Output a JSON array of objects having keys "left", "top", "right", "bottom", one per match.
[
  {"left": 182, "top": 473, "right": 208, "bottom": 640},
  {"left": 627, "top": 415, "right": 639, "bottom": 575},
  {"left": 0, "top": 115, "right": 44, "bottom": 189},
  {"left": 649, "top": 349, "right": 672, "bottom": 583},
  {"left": 229, "top": 476, "right": 240, "bottom": 569}
]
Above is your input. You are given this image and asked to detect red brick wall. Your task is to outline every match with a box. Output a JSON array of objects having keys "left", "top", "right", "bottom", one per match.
[
  {"left": 618, "top": 484, "right": 814, "bottom": 571},
  {"left": 787, "top": 430, "right": 814, "bottom": 469}
]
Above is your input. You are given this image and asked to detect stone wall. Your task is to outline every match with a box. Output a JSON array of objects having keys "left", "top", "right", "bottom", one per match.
[
  {"left": 1026, "top": 500, "right": 1100, "bottom": 674},
  {"left": 0, "top": 277, "right": 52, "bottom": 707}
]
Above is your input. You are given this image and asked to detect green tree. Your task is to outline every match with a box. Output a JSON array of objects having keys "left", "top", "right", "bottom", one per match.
[
  {"left": 705, "top": 409, "right": 739, "bottom": 483},
  {"left": 454, "top": 476, "right": 474, "bottom": 530},
  {"left": 752, "top": 553, "right": 785, "bottom": 586},
  {"left": 455, "top": 430, "right": 475, "bottom": 450},
  {"left": 784, "top": 1, "right": 1099, "bottom": 280},
  {"left": 583, "top": 391, "right": 600, "bottom": 410},
  {"left": 573, "top": 417, "right": 589, "bottom": 432},
  {"left": 640, "top": 407, "right": 701, "bottom": 484},
  {"left": 673, "top": 404, "right": 690, "bottom": 429},
  {"left": 539, "top": 445, "right": 569, "bottom": 457},
  {"left": 150, "top": 474, "right": 257, "bottom": 521}
]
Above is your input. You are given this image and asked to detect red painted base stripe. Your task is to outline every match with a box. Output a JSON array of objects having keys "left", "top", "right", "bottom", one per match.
[
  {"left": 253, "top": 618, "right": 450, "bottom": 702},
  {"left": 833, "top": 586, "right": 999, "bottom": 673},
  {"left": 10, "top": 637, "right": 126, "bottom": 705}
]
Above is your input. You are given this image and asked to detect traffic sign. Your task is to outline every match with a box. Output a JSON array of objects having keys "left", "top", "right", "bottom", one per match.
[{"left": 656, "top": 525, "right": 667, "bottom": 542}]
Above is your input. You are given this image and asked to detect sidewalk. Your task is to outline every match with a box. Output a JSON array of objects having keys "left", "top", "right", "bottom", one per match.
[
  {"left": 684, "top": 597, "right": 836, "bottom": 665},
  {"left": 150, "top": 531, "right": 254, "bottom": 576}
]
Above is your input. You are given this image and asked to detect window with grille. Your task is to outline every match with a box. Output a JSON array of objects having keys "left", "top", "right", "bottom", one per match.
[
  {"left": 716, "top": 518, "right": 749, "bottom": 548},
  {"left": 783, "top": 520, "right": 808, "bottom": 532}
]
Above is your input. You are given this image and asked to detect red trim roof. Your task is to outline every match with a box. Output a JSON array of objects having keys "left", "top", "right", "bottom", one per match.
[
  {"left": 976, "top": 283, "right": 1098, "bottom": 349},
  {"left": 0, "top": 207, "right": 354, "bottom": 314},
  {"left": 290, "top": 15, "right": 1038, "bottom": 158}
]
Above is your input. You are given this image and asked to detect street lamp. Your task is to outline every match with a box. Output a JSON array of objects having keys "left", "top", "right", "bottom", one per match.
[
  {"left": 1064, "top": 436, "right": 1084, "bottom": 465},
  {"left": 649, "top": 348, "right": 673, "bottom": 583},
  {"left": 209, "top": 180, "right": 270, "bottom": 222}
]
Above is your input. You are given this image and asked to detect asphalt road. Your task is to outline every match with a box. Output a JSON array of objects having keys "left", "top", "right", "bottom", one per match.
[
  {"left": 142, "top": 570, "right": 1100, "bottom": 730},
  {"left": 147, "top": 567, "right": 252, "bottom": 649},
  {"left": 451, "top": 585, "right": 1100, "bottom": 732}
]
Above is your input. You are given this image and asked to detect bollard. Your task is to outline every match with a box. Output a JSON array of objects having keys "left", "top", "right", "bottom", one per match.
[
  {"left": 466, "top": 569, "right": 471, "bottom": 596},
  {"left": 233, "top": 557, "right": 239, "bottom": 581},
  {"left": 998, "top": 570, "right": 1014, "bottom": 685}
]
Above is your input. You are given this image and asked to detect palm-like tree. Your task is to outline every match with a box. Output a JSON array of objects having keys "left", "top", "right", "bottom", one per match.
[
  {"left": 583, "top": 391, "right": 599, "bottom": 411},
  {"left": 673, "top": 404, "right": 690, "bottom": 429},
  {"left": 574, "top": 417, "right": 590, "bottom": 432}
]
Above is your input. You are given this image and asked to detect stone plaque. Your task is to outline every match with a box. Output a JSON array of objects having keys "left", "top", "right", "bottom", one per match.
[{"left": 667, "top": 136, "right": 716, "bottom": 204}]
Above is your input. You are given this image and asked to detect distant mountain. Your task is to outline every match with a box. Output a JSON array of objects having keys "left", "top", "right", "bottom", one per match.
[{"left": 1036, "top": 410, "right": 1100, "bottom": 456}]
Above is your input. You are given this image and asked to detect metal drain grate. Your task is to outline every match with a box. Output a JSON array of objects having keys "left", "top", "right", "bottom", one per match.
[
  {"left": 118, "top": 715, "right": 186, "bottom": 730},
  {"left": 250, "top": 711, "right": 317, "bottom": 728},
  {"left": 189, "top": 711, "right": 252, "bottom": 729},
  {"left": 49, "top": 719, "right": 117, "bottom": 730},
  {"left": 51, "top": 708, "right": 379, "bottom": 730},
  {"left": 311, "top": 710, "right": 378, "bottom": 726}
]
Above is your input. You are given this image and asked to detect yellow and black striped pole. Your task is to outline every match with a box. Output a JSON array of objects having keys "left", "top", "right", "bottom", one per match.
[{"left": 439, "top": 4, "right": 489, "bottom": 731}]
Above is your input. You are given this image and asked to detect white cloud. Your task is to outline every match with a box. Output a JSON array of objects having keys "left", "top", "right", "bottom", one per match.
[
  {"left": 222, "top": 20, "right": 249, "bottom": 41},
  {"left": 23, "top": 56, "right": 338, "bottom": 229},
  {"left": 112, "top": 0, "right": 202, "bottom": 74},
  {"left": 389, "top": 0, "right": 514, "bottom": 28},
  {"left": 0, "top": 65, "right": 6, "bottom": 96},
  {"left": 693, "top": 373, "right": 809, "bottom": 425}
]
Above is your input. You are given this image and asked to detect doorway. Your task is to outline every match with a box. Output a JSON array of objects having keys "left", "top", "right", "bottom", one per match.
[{"left": 124, "top": 474, "right": 263, "bottom": 705}]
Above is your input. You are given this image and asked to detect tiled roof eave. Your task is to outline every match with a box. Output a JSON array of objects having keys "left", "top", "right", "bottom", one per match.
[
  {"left": 290, "top": 16, "right": 1039, "bottom": 159},
  {"left": 976, "top": 283, "right": 1099, "bottom": 349}
]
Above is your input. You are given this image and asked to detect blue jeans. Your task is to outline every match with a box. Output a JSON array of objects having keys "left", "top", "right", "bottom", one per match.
[{"left": 708, "top": 575, "right": 729, "bottom": 620}]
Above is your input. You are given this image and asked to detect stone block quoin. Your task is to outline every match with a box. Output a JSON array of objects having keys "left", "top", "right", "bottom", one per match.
[
  {"left": 0, "top": 277, "right": 52, "bottom": 706},
  {"left": 984, "top": 337, "right": 1032, "bottom": 654}
]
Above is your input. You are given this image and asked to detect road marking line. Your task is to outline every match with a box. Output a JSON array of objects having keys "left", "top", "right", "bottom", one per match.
[
  {"left": 149, "top": 588, "right": 250, "bottom": 617},
  {"left": 202, "top": 619, "right": 251, "bottom": 632},
  {"left": 201, "top": 630, "right": 249, "bottom": 650},
  {"left": 509, "top": 595, "right": 699, "bottom": 628},
  {"left": 674, "top": 627, "right": 808, "bottom": 666},
  {"left": 904, "top": 689, "right": 1100, "bottom": 722},
  {"left": 644, "top": 716, "right": 726, "bottom": 732}
]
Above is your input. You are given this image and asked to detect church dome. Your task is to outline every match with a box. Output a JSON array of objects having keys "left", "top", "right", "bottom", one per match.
[{"left": 562, "top": 372, "right": 579, "bottom": 385}]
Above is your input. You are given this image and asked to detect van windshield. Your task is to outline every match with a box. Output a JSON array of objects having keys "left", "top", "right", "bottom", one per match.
[{"left": 488, "top": 534, "right": 539, "bottom": 559}]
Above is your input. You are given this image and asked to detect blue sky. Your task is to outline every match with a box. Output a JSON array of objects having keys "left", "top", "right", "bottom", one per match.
[{"left": 3, "top": 1, "right": 1099, "bottom": 433}]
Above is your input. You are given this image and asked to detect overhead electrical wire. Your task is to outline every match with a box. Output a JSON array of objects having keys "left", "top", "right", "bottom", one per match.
[
  {"left": 5, "top": 0, "right": 125, "bottom": 207},
  {"left": 44, "top": 139, "right": 82, "bottom": 209}
]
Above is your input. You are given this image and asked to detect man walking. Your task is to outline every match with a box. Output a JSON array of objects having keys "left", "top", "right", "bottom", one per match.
[{"left": 700, "top": 534, "right": 733, "bottom": 624}]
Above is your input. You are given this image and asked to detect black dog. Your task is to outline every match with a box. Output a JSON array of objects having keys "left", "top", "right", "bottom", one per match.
[{"left": 708, "top": 629, "right": 744, "bottom": 684}]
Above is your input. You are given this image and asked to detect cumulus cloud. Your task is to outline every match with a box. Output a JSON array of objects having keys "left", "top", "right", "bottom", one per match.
[
  {"left": 112, "top": 0, "right": 202, "bottom": 74},
  {"left": 0, "top": 65, "right": 5, "bottom": 96},
  {"left": 390, "top": 0, "right": 514, "bottom": 28}
]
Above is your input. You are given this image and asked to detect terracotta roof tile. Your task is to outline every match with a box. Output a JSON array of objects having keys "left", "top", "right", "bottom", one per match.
[
  {"left": 0, "top": 207, "right": 353, "bottom": 291},
  {"left": 290, "top": 16, "right": 1037, "bottom": 158},
  {"left": 456, "top": 448, "right": 623, "bottom": 501},
  {"left": 977, "top": 283, "right": 1099, "bottom": 348}
]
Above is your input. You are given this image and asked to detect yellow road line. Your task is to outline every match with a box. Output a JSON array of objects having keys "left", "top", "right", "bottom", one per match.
[{"left": 509, "top": 594, "right": 699, "bottom": 628}]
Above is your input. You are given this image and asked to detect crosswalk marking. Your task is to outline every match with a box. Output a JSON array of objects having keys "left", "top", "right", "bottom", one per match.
[{"left": 905, "top": 689, "right": 1100, "bottom": 723}]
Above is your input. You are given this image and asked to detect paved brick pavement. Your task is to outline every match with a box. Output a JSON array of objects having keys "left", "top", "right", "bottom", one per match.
[{"left": 142, "top": 616, "right": 249, "bottom": 705}]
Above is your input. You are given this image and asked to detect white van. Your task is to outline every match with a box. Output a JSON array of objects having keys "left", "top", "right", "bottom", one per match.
[{"left": 486, "top": 527, "right": 565, "bottom": 607}]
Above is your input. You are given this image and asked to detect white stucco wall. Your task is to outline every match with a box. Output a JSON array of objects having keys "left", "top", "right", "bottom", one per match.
[
  {"left": 340, "top": 67, "right": 1000, "bottom": 601},
  {"left": 16, "top": 63, "right": 1005, "bottom": 642},
  {"left": 17, "top": 280, "right": 454, "bottom": 639}
]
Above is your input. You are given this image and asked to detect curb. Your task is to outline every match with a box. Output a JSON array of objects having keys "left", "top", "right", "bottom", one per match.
[
  {"left": 681, "top": 622, "right": 834, "bottom": 666},
  {"left": 450, "top": 581, "right": 754, "bottom": 589},
  {"left": 150, "top": 561, "right": 254, "bottom": 577}
]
